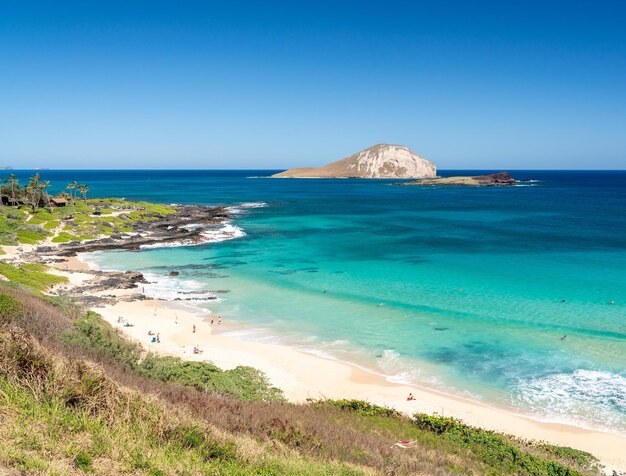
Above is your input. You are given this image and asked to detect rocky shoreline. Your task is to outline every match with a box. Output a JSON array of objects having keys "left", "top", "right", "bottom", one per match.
[
  {"left": 18, "top": 204, "right": 232, "bottom": 307},
  {"left": 40, "top": 205, "right": 231, "bottom": 256}
]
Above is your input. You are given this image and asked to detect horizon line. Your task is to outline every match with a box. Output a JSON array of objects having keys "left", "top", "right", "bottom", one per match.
[{"left": 3, "top": 168, "right": 626, "bottom": 172}]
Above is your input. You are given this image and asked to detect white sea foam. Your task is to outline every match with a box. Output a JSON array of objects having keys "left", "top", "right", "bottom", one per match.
[
  {"left": 226, "top": 202, "right": 268, "bottom": 214},
  {"left": 514, "top": 369, "right": 626, "bottom": 432},
  {"left": 201, "top": 223, "right": 246, "bottom": 242},
  {"left": 377, "top": 349, "right": 421, "bottom": 384},
  {"left": 139, "top": 222, "right": 246, "bottom": 249},
  {"left": 140, "top": 272, "right": 213, "bottom": 301}
]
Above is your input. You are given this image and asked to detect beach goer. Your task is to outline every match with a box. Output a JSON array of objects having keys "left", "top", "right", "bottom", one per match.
[
  {"left": 610, "top": 300, "right": 615, "bottom": 305},
  {"left": 407, "top": 393, "right": 415, "bottom": 401},
  {"left": 148, "top": 330, "right": 154, "bottom": 335},
  {"left": 561, "top": 335, "right": 567, "bottom": 341},
  {"left": 156, "top": 333, "right": 160, "bottom": 343},
  {"left": 211, "top": 318, "right": 214, "bottom": 325},
  {"left": 218, "top": 316, "right": 222, "bottom": 324},
  {"left": 193, "top": 324, "right": 196, "bottom": 333}
]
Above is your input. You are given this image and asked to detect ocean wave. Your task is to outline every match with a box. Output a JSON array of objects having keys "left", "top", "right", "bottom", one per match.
[
  {"left": 140, "top": 272, "right": 225, "bottom": 304},
  {"left": 514, "top": 369, "right": 626, "bottom": 432},
  {"left": 139, "top": 222, "right": 246, "bottom": 249},
  {"left": 377, "top": 349, "right": 421, "bottom": 384},
  {"left": 201, "top": 223, "right": 246, "bottom": 242},
  {"left": 226, "top": 202, "right": 268, "bottom": 214}
]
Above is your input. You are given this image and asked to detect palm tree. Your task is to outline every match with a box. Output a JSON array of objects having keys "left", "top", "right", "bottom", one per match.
[
  {"left": 6, "top": 174, "right": 19, "bottom": 207},
  {"left": 26, "top": 173, "right": 42, "bottom": 213},
  {"left": 79, "top": 184, "right": 89, "bottom": 203},
  {"left": 41, "top": 180, "right": 53, "bottom": 212},
  {"left": 66, "top": 181, "right": 78, "bottom": 209}
]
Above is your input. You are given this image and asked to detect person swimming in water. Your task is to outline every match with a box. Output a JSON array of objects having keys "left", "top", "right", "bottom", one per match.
[{"left": 561, "top": 335, "right": 567, "bottom": 341}]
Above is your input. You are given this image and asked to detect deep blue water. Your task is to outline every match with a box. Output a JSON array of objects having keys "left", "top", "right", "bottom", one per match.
[{"left": 10, "top": 169, "right": 626, "bottom": 432}]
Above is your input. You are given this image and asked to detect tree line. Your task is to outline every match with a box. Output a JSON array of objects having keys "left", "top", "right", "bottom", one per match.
[{"left": 0, "top": 173, "right": 89, "bottom": 213}]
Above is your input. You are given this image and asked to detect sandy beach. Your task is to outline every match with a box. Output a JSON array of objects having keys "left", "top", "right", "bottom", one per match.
[{"left": 3, "top": 243, "right": 625, "bottom": 473}]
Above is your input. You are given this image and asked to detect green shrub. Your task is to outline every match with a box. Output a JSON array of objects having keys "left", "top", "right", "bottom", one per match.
[
  {"left": 317, "top": 399, "right": 401, "bottom": 418},
  {"left": 63, "top": 312, "right": 284, "bottom": 402},
  {"left": 412, "top": 413, "right": 596, "bottom": 476}
]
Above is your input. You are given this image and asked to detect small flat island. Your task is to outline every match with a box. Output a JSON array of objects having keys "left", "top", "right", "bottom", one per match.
[{"left": 402, "top": 172, "right": 517, "bottom": 187}]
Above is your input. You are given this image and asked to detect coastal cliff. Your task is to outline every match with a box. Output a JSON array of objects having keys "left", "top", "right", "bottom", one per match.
[
  {"left": 404, "top": 172, "right": 516, "bottom": 187},
  {"left": 272, "top": 144, "right": 437, "bottom": 179}
]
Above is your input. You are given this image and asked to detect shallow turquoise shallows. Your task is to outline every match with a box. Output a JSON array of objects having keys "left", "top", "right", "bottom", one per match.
[{"left": 22, "top": 169, "right": 626, "bottom": 433}]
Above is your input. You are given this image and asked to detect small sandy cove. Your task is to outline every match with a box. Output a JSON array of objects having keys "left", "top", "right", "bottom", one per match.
[{"left": 4, "top": 247, "right": 625, "bottom": 473}]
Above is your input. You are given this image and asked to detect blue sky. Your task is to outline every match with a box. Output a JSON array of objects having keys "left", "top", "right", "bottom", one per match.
[{"left": 1, "top": 1, "right": 625, "bottom": 169}]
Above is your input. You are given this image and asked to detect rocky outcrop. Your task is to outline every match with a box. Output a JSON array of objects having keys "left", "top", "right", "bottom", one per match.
[
  {"left": 36, "top": 206, "right": 230, "bottom": 256},
  {"left": 272, "top": 144, "right": 437, "bottom": 179},
  {"left": 403, "top": 172, "right": 516, "bottom": 187}
]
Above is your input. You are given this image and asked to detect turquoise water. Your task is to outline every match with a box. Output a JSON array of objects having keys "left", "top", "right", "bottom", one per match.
[{"left": 20, "top": 170, "right": 626, "bottom": 432}]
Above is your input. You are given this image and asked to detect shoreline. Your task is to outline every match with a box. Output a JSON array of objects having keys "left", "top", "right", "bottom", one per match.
[
  {"left": 68, "top": 256, "right": 626, "bottom": 473},
  {"left": 2, "top": 204, "right": 625, "bottom": 473}
]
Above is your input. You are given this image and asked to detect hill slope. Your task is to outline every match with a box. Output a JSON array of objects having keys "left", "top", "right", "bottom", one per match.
[
  {"left": 0, "top": 281, "right": 603, "bottom": 476},
  {"left": 272, "top": 144, "right": 437, "bottom": 179}
]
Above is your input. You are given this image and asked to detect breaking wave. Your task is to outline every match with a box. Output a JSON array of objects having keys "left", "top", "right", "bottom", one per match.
[{"left": 514, "top": 369, "right": 626, "bottom": 432}]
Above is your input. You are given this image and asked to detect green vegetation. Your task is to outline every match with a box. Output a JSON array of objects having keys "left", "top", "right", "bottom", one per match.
[
  {"left": 63, "top": 311, "right": 284, "bottom": 402},
  {"left": 0, "top": 284, "right": 604, "bottom": 475},
  {"left": 0, "top": 175, "right": 176, "bottom": 246},
  {"left": 0, "top": 326, "right": 356, "bottom": 475},
  {"left": 412, "top": 413, "right": 599, "bottom": 475},
  {"left": 0, "top": 293, "right": 22, "bottom": 319},
  {"left": 0, "top": 262, "right": 67, "bottom": 292}
]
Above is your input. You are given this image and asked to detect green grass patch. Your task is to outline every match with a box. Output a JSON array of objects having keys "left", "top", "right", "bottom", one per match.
[
  {"left": 16, "top": 228, "right": 48, "bottom": 244},
  {"left": 0, "top": 262, "right": 67, "bottom": 292},
  {"left": 43, "top": 220, "right": 61, "bottom": 230},
  {"left": 51, "top": 231, "right": 79, "bottom": 243}
]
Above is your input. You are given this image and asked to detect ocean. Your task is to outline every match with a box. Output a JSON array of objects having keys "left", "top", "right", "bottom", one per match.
[{"left": 16, "top": 169, "right": 626, "bottom": 433}]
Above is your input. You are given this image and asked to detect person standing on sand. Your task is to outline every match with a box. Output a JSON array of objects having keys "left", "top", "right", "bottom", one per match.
[
  {"left": 218, "top": 316, "right": 222, "bottom": 325},
  {"left": 156, "top": 333, "right": 160, "bottom": 343},
  {"left": 192, "top": 324, "right": 196, "bottom": 333}
]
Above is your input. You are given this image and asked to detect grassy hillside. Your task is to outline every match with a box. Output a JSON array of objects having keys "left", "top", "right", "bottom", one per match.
[
  {"left": 0, "top": 198, "right": 176, "bottom": 246},
  {"left": 0, "top": 281, "right": 603, "bottom": 476}
]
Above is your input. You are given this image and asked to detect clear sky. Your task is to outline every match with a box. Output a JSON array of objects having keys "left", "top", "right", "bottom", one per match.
[{"left": 1, "top": 1, "right": 625, "bottom": 169}]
